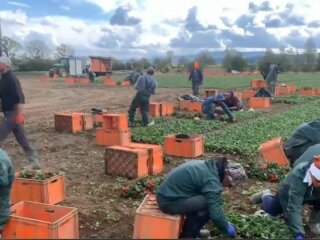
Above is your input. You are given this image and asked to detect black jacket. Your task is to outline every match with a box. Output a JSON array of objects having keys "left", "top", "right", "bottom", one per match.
[{"left": 0, "top": 71, "right": 25, "bottom": 112}]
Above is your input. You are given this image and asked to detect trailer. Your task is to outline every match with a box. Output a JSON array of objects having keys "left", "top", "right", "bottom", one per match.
[{"left": 89, "top": 56, "right": 112, "bottom": 76}]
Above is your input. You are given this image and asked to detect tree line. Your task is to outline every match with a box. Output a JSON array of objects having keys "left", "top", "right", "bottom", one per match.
[{"left": 1, "top": 36, "right": 320, "bottom": 73}]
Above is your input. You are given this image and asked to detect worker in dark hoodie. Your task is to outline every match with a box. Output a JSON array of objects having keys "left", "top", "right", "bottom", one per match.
[
  {"left": 0, "top": 149, "right": 14, "bottom": 236},
  {"left": 250, "top": 153, "right": 320, "bottom": 240},
  {"left": 157, "top": 157, "right": 246, "bottom": 238}
]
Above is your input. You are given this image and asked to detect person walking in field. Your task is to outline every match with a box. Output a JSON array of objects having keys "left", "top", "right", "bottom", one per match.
[
  {"left": 265, "top": 63, "right": 279, "bottom": 97},
  {"left": 157, "top": 157, "right": 246, "bottom": 238},
  {"left": 189, "top": 61, "right": 203, "bottom": 97},
  {"left": 0, "top": 149, "right": 14, "bottom": 237},
  {"left": 128, "top": 66, "right": 157, "bottom": 127},
  {"left": 0, "top": 57, "right": 40, "bottom": 170}
]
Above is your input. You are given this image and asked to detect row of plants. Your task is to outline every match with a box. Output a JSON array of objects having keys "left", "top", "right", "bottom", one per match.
[
  {"left": 244, "top": 162, "right": 290, "bottom": 182},
  {"left": 205, "top": 101, "right": 320, "bottom": 157},
  {"left": 132, "top": 111, "right": 261, "bottom": 145},
  {"left": 210, "top": 212, "right": 290, "bottom": 239},
  {"left": 273, "top": 94, "right": 319, "bottom": 105}
]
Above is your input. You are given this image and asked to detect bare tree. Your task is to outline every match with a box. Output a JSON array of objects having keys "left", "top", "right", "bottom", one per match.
[
  {"left": 56, "top": 44, "right": 75, "bottom": 58},
  {"left": 2, "top": 36, "right": 21, "bottom": 58},
  {"left": 25, "top": 40, "right": 49, "bottom": 60}
]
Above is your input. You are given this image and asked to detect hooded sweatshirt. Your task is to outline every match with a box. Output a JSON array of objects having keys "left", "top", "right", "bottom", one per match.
[{"left": 156, "top": 159, "right": 229, "bottom": 232}]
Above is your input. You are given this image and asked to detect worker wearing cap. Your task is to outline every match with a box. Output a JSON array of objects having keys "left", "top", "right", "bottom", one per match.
[
  {"left": 0, "top": 56, "right": 40, "bottom": 170},
  {"left": 202, "top": 94, "right": 236, "bottom": 122},
  {"left": 0, "top": 149, "right": 14, "bottom": 235},
  {"left": 250, "top": 153, "right": 320, "bottom": 240},
  {"left": 189, "top": 61, "right": 203, "bottom": 97},
  {"left": 157, "top": 157, "right": 246, "bottom": 238},
  {"left": 128, "top": 66, "right": 158, "bottom": 127}
]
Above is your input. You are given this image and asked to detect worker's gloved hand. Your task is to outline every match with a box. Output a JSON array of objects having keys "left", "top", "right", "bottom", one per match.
[
  {"left": 226, "top": 224, "right": 236, "bottom": 237},
  {"left": 295, "top": 233, "right": 304, "bottom": 240},
  {"left": 14, "top": 113, "right": 25, "bottom": 125}
]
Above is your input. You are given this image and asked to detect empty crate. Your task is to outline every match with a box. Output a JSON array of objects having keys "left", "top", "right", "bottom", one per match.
[
  {"left": 11, "top": 173, "right": 65, "bottom": 205},
  {"left": 179, "top": 100, "right": 191, "bottom": 111},
  {"left": 102, "top": 113, "right": 128, "bottom": 130},
  {"left": 164, "top": 134, "right": 204, "bottom": 158},
  {"left": 205, "top": 89, "right": 219, "bottom": 97},
  {"left": 105, "top": 146, "right": 149, "bottom": 179},
  {"left": 251, "top": 79, "right": 267, "bottom": 90},
  {"left": 96, "top": 128, "right": 131, "bottom": 146},
  {"left": 242, "top": 90, "right": 255, "bottom": 99},
  {"left": 133, "top": 194, "right": 183, "bottom": 239},
  {"left": 275, "top": 86, "right": 290, "bottom": 96},
  {"left": 160, "top": 102, "right": 174, "bottom": 116},
  {"left": 248, "top": 97, "right": 270, "bottom": 108},
  {"left": 149, "top": 102, "right": 161, "bottom": 117},
  {"left": 258, "top": 137, "right": 289, "bottom": 166},
  {"left": 55, "top": 113, "right": 83, "bottom": 133},
  {"left": 2, "top": 201, "right": 79, "bottom": 239},
  {"left": 125, "top": 143, "right": 163, "bottom": 175}
]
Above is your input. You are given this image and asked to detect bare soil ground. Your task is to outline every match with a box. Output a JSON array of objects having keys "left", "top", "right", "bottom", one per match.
[{"left": 2, "top": 76, "right": 299, "bottom": 238}]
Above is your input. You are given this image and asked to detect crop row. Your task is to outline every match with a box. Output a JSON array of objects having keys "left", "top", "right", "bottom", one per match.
[
  {"left": 273, "top": 94, "right": 319, "bottom": 105},
  {"left": 131, "top": 111, "right": 261, "bottom": 145},
  {"left": 205, "top": 101, "right": 320, "bottom": 157}
]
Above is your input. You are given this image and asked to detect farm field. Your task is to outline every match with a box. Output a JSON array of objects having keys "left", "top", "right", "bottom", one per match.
[{"left": 5, "top": 71, "right": 320, "bottom": 238}]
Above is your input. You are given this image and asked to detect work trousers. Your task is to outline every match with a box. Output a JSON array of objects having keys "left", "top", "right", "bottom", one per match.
[
  {"left": 158, "top": 195, "right": 210, "bottom": 238},
  {"left": 128, "top": 92, "right": 150, "bottom": 126},
  {"left": 192, "top": 82, "right": 201, "bottom": 97},
  {"left": 0, "top": 111, "right": 38, "bottom": 164}
]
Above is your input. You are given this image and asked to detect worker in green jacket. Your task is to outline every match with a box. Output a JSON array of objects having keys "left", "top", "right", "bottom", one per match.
[
  {"left": 0, "top": 149, "right": 14, "bottom": 235},
  {"left": 156, "top": 157, "right": 246, "bottom": 238},
  {"left": 250, "top": 152, "right": 320, "bottom": 240}
]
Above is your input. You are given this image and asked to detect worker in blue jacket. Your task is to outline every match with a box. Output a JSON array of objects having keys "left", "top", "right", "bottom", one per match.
[
  {"left": 0, "top": 149, "right": 14, "bottom": 235},
  {"left": 202, "top": 94, "right": 236, "bottom": 122}
]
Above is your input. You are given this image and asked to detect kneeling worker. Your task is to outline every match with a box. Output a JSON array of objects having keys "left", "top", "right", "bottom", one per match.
[
  {"left": 157, "top": 157, "right": 246, "bottom": 238},
  {"left": 251, "top": 151, "right": 320, "bottom": 240},
  {"left": 202, "top": 94, "right": 236, "bottom": 122}
]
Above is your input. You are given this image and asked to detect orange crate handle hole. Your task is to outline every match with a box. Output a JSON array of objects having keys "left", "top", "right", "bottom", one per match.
[{"left": 45, "top": 208, "right": 55, "bottom": 213}]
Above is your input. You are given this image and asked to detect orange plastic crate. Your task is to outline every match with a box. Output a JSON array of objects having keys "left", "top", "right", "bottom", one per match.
[
  {"left": 159, "top": 102, "right": 174, "bottom": 116},
  {"left": 149, "top": 102, "right": 161, "bottom": 117},
  {"left": 258, "top": 137, "right": 289, "bottom": 166},
  {"left": 242, "top": 90, "right": 255, "bottom": 99},
  {"left": 102, "top": 113, "right": 128, "bottom": 130},
  {"left": 188, "top": 101, "right": 202, "bottom": 112},
  {"left": 164, "top": 134, "right": 204, "bottom": 158},
  {"left": 11, "top": 173, "right": 65, "bottom": 205},
  {"left": 288, "top": 85, "right": 297, "bottom": 93},
  {"left": 298, "top": 88, "right": 314, "bottom": 96},
  {"left": 121, "top": 80, "right": 131, "bottom": 86},
  {"left": 179, "top": 100, "right": 190, "bottom": 111},
  {"left": 251, "top": 79, "right": 267, "bottom": 90},
  {"left": 96, "top": 128, "right": 131, "bottom": 146},
  {"left": 65, "top": 77, "right": 76, "bottom": 84},
  {"left": 54, "top": 113, "right": 83, "bottom": 133},
  {"left": 205, "top": 89, "right": 219, "bottom": 98},
  {"left": 103, "top": 77, "right": 117, "bottom": 86},
  {"left": 81, "top": 113, "right": 93, "bottom": 130},
  {"left": 275, "top": 86, "right": 290, "bottom": 96},
  {"left": 125, "top": 143, "right": 163, "bottom": 175},
  {"left": 105, "top": 146, "right": 149, "bottom": 179},
  {"left": 315, "top": 88, "right": 320, "bottom": 95},
  {"left": 248, "top": 97, "right": 270, "bottom": 108},
  {"left": 2, "top": 201, "right": 79, "bottom": 239},
  {"left": 76, "top": 77, "right": 89, "bottom": 84},
  {"left": 133, "top": 194, "right": 183, "bottom": 239}
]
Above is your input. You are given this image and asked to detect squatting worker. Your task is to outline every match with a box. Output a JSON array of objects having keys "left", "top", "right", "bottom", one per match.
[
  {"left": 0, "top": 149, "right": 14, "bottom": 235},
  {"left": 0, "top": 56, "right": 40, "bottom": 170},
  {"left": 128, "top": 66, "right": 157, "bottom": 127},
  {"left": 250, "top": 153, "right": 320, "bottom": 240},
  {"left": 157, "top": 157, "right": 246, "bottom": 238}
]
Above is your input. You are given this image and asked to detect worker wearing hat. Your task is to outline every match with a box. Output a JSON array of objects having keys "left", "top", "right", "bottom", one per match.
[
  {"left": 0, "top": 149, "right": 14, "bottom": 236},
  {"left": 128, "top": 66, "right": 158, "bottom": 127},
  {"left": 250, "top": 153, "right": 320, "bottom": 240},
  {"left": 202, "top": 93, "right": 236, "bottom": 122},
  {"left": 189, "top": 61, "right": 203, "bottom": 97},
  {"left": 157, "top": 157, "right": 247, "bottom": 238},
  {"left": 0, "top": 56, "right": 40, "bottom": 170}
]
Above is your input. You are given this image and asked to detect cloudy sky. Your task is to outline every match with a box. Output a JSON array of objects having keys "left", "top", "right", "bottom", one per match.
[{"left": 1, "top": 0, "right": 320, "bottom": 59}]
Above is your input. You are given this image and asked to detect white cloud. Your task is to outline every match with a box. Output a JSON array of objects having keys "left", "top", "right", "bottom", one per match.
[{"left": 7, "top": 1, "right": 30, "bottom": 8}]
